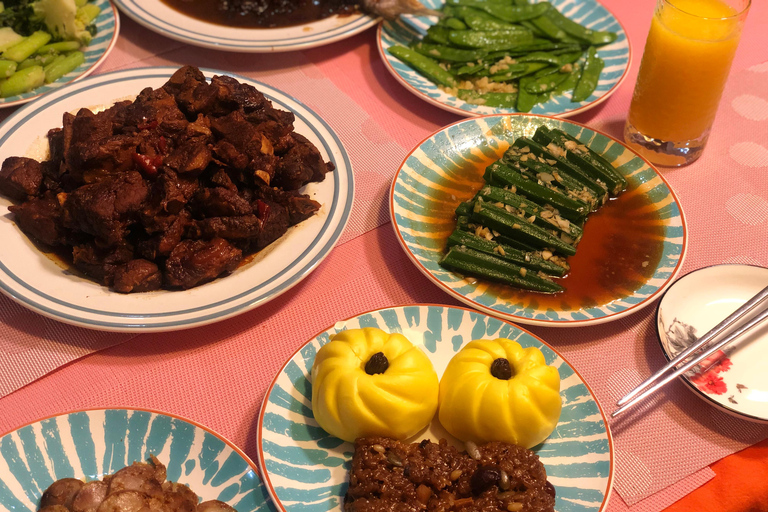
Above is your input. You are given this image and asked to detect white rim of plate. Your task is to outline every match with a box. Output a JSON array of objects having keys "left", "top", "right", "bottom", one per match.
[
  {"left": 377, "top": 0, "right": 631, "bottom": 118},
  {"left": 0, "top": 66, "right": 354, "bottom": 332},
  {"left": 0, "top": 0, "right": 120, "bottom": 108},
  {"left": 388, "top": 113, "right": 688, "bottom": 327},
  {"left": 256, "top": 303, "right": 615, "bottom": 512},
  {"left": 655, "top": 264, "right": 768, "bottom": 424},
  {"left": 113, "top": 0, "right": 379, "bottom": 52}
]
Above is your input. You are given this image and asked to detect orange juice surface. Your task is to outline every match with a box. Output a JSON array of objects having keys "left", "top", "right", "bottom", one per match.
[{"left": 628, "top": 0, "right": 744, "bottom": 142}]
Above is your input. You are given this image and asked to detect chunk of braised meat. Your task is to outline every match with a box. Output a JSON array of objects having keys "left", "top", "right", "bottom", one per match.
[
  {"left": 272, "top": 133, "right": 331, "bottom": 191},
  {"left": 112, "top": 259, "right": 162, "bottom": 293},
  {"left": 187, "top": 215, "right": 262, "bottom": 240},
  {"left": 114, "top": 86, "right": 188, "bottom": 138},
  {"left": 137, "top": 210, "right": 190, "bottom": 260},
  {"left": 96, "top": 490, "right": 147, "bottom": 512},
  {"left": 41, "top": 479, "right": 83, "bottom": 510},
  {"left": 62, "top": 171, "right": 148, "bottom": 246},
  {"left": 162, "top": 114, "right": 213, "bottom": 175},
  {"left": 165, "top": 238, "right": 242, "bottom": 289},
  {"left": 208, "top": 168, "right": 238, "bottom": 192},
  {"left": 71, "top": 243, "right": 134, "bottom": 286},
  {"left": 162, "top": 65, "right": 218, "bottom": 118},
  {"left": 72, "top": 481, "right": 108, "bottom": 512},
  {"left": 192, "top": 187, "right": 252, "bottom": 217},
  {"left": 8, "top": 192, "right": 68, "bottom": 246},
  {"left": 250, "top": 184, "right": 321, "bottom": 226},
  {"left": 140, "top": 169, "right": 198, "bottom": 220},
  {"left": 0, "top": 156, "right": 43, "bottom": 201},
  {"left": 255, "top": 199, "right": 289, "bottom": 250},
  {"left": 197, "top": 501, "right": 237, "bottom": 512}
]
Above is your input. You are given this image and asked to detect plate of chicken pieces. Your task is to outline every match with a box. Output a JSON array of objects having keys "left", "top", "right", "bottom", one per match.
[
  {"left": 0, "top": 65, "right": 353, "bottom": 332},
  {"left": 0, "top": 408, "right": 273, "bottom": 512}
]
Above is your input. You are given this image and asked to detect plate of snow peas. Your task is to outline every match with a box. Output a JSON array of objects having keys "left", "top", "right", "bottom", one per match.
[
  {"left": 389, "top": 114, "right": 687, "bottom": 327},
  {"left": 0, "top": 0, "right": 118, "bottom": 108},
  {"left": 378, "top": 0, "right": 630, "bottom": 117}
]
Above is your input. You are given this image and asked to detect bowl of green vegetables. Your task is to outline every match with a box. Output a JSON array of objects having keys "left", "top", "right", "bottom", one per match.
[
  {"left": 0, "top": 0, "right": 117, "bottom": 107},
  {"left": 389, "top": 114, "right": 687, "bottom": 327},
  {"left": 378, "top": 0, "right": 630, "bottom": 117}
]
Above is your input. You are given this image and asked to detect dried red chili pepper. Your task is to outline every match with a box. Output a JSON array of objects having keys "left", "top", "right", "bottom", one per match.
[
  {"left": 132, "top": 153, "right": 158, "bottom": 176},
  {"left": 256, "top": 199, "right": 271, "bottom": 223}
]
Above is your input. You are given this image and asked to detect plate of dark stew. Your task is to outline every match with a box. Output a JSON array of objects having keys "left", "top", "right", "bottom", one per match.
[
  {"left": 113, "top": 0, "right": 380, "bottom": 52},
  {"left": 389, "top": 114, "right": 686, "bottom": 326},
  {"left": 0, "top": 66, "right": 353, "bottom": 331}
]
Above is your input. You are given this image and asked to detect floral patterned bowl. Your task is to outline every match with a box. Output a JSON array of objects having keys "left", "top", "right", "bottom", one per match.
[{"left": 657, "top": 264, "right": 768, "bottom": 422}]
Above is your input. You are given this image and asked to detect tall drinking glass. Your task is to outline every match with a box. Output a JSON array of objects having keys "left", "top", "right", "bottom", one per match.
[{"left": 624, "top": 0, "right": 750, "bottom": 167}]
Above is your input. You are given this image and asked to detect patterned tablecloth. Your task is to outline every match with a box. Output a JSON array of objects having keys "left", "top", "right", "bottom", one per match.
[{"left": 0, "top": 1, "right": 767, "bottom": 511}]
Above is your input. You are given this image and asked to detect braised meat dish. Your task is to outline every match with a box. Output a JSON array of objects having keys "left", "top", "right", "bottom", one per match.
[
  {"left": 38, "top": 456, "right": 237, "bottom": 512},
  {"left": 346, "top": 437, "right": 555, "bottom": 512},
  {"left": 0, "top": 65, "right": 333, "bottom": 293}
]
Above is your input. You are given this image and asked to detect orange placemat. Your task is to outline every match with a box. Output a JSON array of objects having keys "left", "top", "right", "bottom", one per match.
[{"left": 666, "top": 439, "right": 768, "bottom": 512}]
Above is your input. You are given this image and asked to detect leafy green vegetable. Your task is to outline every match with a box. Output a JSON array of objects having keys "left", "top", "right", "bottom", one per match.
[{"left": 0, "top": 0, "right": 97, "bottom": 43}]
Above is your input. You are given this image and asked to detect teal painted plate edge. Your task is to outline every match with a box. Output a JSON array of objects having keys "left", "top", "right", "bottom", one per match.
[
  {"left": 0, "top": 408, "right": 276, "bottom": 512},
  {"left": 377, "top": 0, "right": 630, "bottom": 118},
  {"left": 389, "top": 114, "right": 688, "bottom": 327},
  {"left": 256, "top": 304, "right": 615, "bottom": 512},
  {"left": 0, "top": 0, "right": 119, "bottom": 108}
]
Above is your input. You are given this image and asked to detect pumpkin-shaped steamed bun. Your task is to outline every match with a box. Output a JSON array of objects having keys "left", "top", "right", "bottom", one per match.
[
  {"left": 439, "top": 338, "right": 562, "bottom": 449},
  {"left": 311, "top": 327, "right": 439, "bottom": 442}
]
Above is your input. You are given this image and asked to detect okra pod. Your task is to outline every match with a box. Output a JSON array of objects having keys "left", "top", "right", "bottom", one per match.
[
  {"left": 484, "top": 160, "right": 589, "bottom": 222},
  {"left": 446, "top": 229, "right": 567, "bottom": 276},
  {"left": 545, "top": 128, "right": 627, "bottom": 194},
  {"left": 471, "top": 202, "right": 577, "bottom": 256},
  {"left": 476, "top": 184, "right": 583, "bottom": 243},
  {"left": 457, "top": 214, "right": 537, "bottom": 252},
  {"left": 439, "top": 245, "right": 563, "bottom": 293}
]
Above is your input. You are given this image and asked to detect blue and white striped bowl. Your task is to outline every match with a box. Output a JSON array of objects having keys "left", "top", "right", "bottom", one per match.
[
  {"left": 113, "top": 0, "right": 377, "bottom": 52},
  {"left": 389, "top": 114, "right": 687, "bottom": 326},
  {"left": 0, "top": 409, "right": 275, "bottom": 512},
  {"left": 0, "top": 0, "right": 119, "bottom": 108},
  {"left": 257, "top": 305, "right": 614, "bottom": 512},
  {"left": 378, "top": 0, "right": 630, "bottom": 117}
]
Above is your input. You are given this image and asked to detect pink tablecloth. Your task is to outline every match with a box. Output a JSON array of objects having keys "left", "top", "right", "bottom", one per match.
[{"left": 1, "top": 1, "right": 768, "bottom": 511}]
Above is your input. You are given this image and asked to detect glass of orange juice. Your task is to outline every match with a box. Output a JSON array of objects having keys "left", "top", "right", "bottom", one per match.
[{"left": 624, "top": 0, "right": 750, "bottom": 166}]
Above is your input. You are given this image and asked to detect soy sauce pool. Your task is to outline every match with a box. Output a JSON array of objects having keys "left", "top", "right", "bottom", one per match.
[{"left": 160, "top": 0, "right": 359, "bottom": 29}]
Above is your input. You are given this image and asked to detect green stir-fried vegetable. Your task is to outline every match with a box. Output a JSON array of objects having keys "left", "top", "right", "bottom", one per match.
[
  {"left": 0, "top": 0, "right": 100, "bottom": 98},
  {"left": 388, "top": 0, "right": 616, "bottom": 112}
]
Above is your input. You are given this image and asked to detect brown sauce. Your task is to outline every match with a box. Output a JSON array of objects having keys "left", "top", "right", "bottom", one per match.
[
  {"left": 159, "top": 0, "right": 360, "bottom": 29},
  {"left": 449, "top": 157, "right": 666, "bottom": 313}
]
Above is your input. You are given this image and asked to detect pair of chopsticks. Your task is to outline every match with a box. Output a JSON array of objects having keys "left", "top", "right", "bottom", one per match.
[{"left": 612, "top": 285, "right": 768, "bottom": 418}]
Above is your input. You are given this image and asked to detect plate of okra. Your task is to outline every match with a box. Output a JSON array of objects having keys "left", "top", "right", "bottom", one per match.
[
  {"left": 0, "top": 0, "right": 118, "bottom": 108},
  {"left": 378, "top": 0, "right": 630, "bottom": 117},
  {"left": 389, "top": 114, "right": 687, "bottom": 327}
]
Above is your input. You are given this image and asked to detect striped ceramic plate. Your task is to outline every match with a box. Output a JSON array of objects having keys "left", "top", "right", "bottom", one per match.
[
  {"left": 0, "top": 0, "right": 119, "bottom": 109},
  {"left": 390, "top": 114, "right": 687, "bottom": 326},
  {"left": 113, "top": 0, "right": 377, "bottom": 52},
  {"left": 0, "top": 67, "right": 353, "bottom": 332},
  {"left": 257, "top": 305, "right": 614, "bottom": 512},
  {"left": 0, "top": 409, "right": 275, "bottom": 512},
  {"left": 378, "top": 0, "right": 630, "bottom": 117}
]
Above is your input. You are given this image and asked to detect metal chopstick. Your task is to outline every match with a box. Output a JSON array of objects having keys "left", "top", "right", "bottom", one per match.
[
  {"left": 612, "top": 304, "right": 768, "bottom": 417},
  {"left": 616, "top": 285, "right": 768, "bottom": 408}
]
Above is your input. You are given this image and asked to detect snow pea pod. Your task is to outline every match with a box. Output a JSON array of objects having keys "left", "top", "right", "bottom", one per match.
[
  {"left": 450, "top": 0, "right": 550, "bottom": 23},
  {"left": 571, "top": 46, "right": 603, "bottom": 102},
  {"left": 412, "top": 42, "right": 488, "bottom": 62},
  {"left": 523, "top": 68, "right": 571, "bottom": 93},
  {"left": 425, "top": 26, "right": 452, "bottom": 45},
  {"left": 553, "top": 62, "right": 581, "bottom": 95},
  {"left": 458, "top": 89, "right": 518, "bottom": 107},
  {"left": 437, "top": 17, "right": 469, "bottom": 30},
  {"left": 516, "top": 77, "right": 549, "bottom": 112},
  {"left": 516, "top": 51, "right": 562, "bottom": 66},
  {"left": 463, "top": 9, "right": 518, "bottom": 31},
  {"left": 529, "top": 14, "right": 567, "bottom": 41},
  {"left": 388, "top": 46, "right": 457, "bottom": 87},
  {"left": 448, "top": 29, "right": 534, "bottom": 49},
  {"left": 545, "top": 8, "right": 618, "bottom": 46},
  {"left": 490, "top": 61, "right": 547, "bottom": 82}
]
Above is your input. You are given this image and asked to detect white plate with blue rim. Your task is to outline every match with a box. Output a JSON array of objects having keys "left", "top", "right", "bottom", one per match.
[
  {"left": 389, "top": 114, "right": 687, "bottom": 327},
  {"left": 112, "top": 0, "right": 377, "bottom": 52},
  {"left": 0, "top": 0, "right": 119, "bottom": 109},
  {"left": 0, "top": 66, "right": 353, "bottom": 332},
  {"left": 0, "top": 408, "right": 276, "bottom": 512},
  {"left": 378, "top": 0, "right": 630, "bottom": 117},
  {"left": 257, "top": 304, "right": 614, "bottom": 512}
]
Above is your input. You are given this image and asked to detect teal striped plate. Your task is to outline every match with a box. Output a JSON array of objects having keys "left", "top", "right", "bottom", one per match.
[
  {"left": 389, "top": 114, "right": 687, "bottom": 327},
  {"left": 257, "top": 305, "right": 614, "bottom": 512},
  {"left": 378, "top": 0, "right": 630, "bottom": 117},
  {"left": 0, "top": 409, "right": 275, "bottom": 512},
  {"left": 0, "top": 0, "right": 119, "bottom": 109}
]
